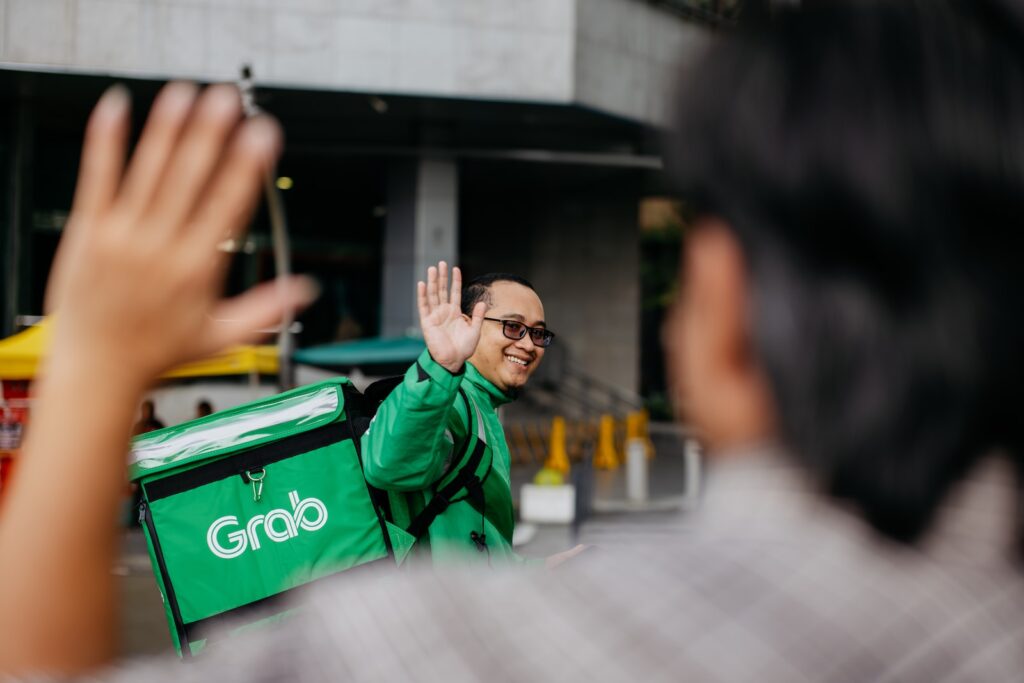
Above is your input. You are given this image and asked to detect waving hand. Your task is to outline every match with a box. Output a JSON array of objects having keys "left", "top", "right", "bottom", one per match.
[
  {"left": 417, "top": 262, "right": 485, "bottom": 373},
  {"left": 0, "top": 83, "right": 317, "bottom": 677}
]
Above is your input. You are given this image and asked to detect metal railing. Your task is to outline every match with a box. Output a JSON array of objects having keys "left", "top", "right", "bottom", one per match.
[{"left": 524, "top": 355, "right": 644, "bottom": 422}]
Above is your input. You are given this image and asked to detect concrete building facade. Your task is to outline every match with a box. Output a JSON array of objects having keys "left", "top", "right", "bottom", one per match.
[{"left": 0, "top": 0, "right": 712, "bottom": 394}]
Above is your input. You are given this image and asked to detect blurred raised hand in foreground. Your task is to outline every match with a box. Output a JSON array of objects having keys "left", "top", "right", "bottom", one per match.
[{"left": 0, "top": 82, "right": 316, "bottom": 677}]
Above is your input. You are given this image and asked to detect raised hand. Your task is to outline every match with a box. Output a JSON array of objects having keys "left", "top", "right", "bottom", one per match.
[
  {"left": 0, "top": 82, "right": 320, "bottom": 677},
  {"left": 417, "top": 261, "right": 485, "bottom": 373},
  {"left": 45, "top": 82, "right": 317, "bottom": 387}
]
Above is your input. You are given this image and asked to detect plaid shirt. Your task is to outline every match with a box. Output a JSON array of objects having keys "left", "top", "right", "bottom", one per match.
[{"left": 103, "top": 449, "right": 1024, "bottom": 682}]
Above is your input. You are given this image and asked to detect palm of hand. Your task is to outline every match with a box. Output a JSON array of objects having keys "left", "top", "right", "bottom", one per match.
[
  {"left": 422, "top": 303, "right": 480, "bottom": 369},
  {"left": 46, "top": 83, "right": 316, "bottom": 381}
]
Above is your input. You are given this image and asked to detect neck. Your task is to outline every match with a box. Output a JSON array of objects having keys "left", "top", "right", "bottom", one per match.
[{"left": 465, "top": 362, "right": 517, "bottom": 404}]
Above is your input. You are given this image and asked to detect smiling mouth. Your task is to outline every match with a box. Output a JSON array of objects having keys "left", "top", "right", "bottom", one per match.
[{"left": 505, "top": 354, "right": 530, "bottom": 367}]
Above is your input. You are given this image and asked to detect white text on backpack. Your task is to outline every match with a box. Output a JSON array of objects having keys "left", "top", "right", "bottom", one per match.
[{"left": 206, "top": 490, "right": 328, "bottom": 559}]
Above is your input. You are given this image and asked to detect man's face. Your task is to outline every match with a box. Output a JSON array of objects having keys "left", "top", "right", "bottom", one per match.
[{"left": 466, "top": 281, "right": 547, "bottom": 393}]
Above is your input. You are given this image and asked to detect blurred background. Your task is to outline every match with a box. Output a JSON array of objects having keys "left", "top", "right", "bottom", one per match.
[
  {"left": 0, "top": 0, "right": 751, "bottom": 410},
  {"left": 0, "top": 0, "right": 748, "bottom": 655}
]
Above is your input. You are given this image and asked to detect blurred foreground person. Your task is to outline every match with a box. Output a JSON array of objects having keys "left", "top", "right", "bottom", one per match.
[{"left": 2, "top": 0, "right": 1024, "bottom": 680}]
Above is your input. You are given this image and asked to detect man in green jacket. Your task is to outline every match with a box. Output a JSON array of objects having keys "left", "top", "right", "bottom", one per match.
[{"left": 362, "top": 261, "right": 552, "bottom": 564}]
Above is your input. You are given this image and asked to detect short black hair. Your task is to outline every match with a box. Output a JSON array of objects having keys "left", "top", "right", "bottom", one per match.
[
  {"left": 670, "top": 0, "right": 1024, "bottom": 543},
  {"left": 461, "top": 273, "right": 538, "bottom": 316}
]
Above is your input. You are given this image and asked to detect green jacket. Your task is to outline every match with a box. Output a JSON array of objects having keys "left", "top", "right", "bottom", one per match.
[{"left": 361, "top": 349, "right": 520, "bottom": 565}]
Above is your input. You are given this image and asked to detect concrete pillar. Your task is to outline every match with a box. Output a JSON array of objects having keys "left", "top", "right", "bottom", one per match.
[{"left": 380, "top": 158, "right": 458, "bottom": 337}]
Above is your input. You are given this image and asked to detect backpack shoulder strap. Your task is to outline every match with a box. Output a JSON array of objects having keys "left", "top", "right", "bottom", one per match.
[
  {"left": 345, "top": 376, "right": 404, "bottom": 443},
  {"left": 362, "top": 375, "right": 405, "bottom": 408},
  {"left": 404, "top": 388, "right": 491, "bottom": 541}
]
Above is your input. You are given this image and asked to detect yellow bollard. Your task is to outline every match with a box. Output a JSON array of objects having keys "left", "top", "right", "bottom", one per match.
[
  {"left": 626, "top": 411, "right": 642, "bottom": 441},
  {"left": 543, "top": 416, "right": 571, "bottom": 476},
  {"left": 593, "top": 414, "right": 620, "bottom": 469}
]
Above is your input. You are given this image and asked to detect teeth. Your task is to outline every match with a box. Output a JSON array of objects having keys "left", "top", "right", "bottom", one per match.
[{"left": 506, "top": 355, "right": 528, "bottom": 366}]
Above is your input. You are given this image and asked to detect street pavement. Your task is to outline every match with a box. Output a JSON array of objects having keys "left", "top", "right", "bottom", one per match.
[{"left": 115, "top": 427, "right": 697, "bottom": 657}]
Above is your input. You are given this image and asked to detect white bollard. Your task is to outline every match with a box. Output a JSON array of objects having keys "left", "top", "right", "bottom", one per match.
[
  {"left": 682, "top": 436, "right": 702, "bottom": 509},
  {"left": 626, "top": 437, "right": 648, "bottom": 503},
  {"left": 520, "top": 484, "right": 576, "bottom": 523}
]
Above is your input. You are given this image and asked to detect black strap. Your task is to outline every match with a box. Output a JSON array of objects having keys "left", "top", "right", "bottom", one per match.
[
  {"left": 362, "top": 375, "right": 406, "bottom": 410},
  {"left": 351, "top": 374, "right": 404, "bottom": 532},
  {"left": 343, "top": 382, "right": 396, "bottom": 559},
  {"left": 404, "top": 439, "right": 487, "bottom": 539},
  {"left": 139, "top": 502, "right": 192, "bottom": 656},
  {"left": 404, "top": 390, "right": 489, "bottom": 540}
]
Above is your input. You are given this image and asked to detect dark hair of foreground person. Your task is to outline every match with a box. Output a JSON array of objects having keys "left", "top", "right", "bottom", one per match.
[{"left": 671, "top": 0, "right": 1024, "bottom": 544}]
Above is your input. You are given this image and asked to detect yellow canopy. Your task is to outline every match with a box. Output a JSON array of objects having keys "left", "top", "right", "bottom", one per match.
[
  {"left": 162, "top": 344, "right": 279, "bottom": 379},
  {"left": 0, "top": 322, "right": 50, "bottom": 380},
  {"left": 0, "top": 320, "right": 278, "bottom": 381}
]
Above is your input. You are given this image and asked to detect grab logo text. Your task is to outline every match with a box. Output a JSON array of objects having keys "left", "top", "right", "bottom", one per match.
[{"left": 206, "top": 490, "right": 328, "bottom": 559}]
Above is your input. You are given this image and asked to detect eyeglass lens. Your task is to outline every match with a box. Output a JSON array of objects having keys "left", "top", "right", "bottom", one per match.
[{"left": 503, "top": 321, "right": 553, "bottom": 347}]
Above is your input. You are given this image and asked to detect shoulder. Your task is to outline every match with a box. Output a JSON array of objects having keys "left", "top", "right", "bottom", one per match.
[
  {"left": 109, "top": 527, "right": 1024, "bottom": 683},
  {"left": 291, "top": 538, "right": 1024, "bottom": 680}
]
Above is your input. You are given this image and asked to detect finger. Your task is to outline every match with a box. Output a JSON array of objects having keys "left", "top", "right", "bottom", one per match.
[
  {"left": 470, "top": 300, "right": 486, "bottom": 331},
  {"left": 70, "top": 85, "right": 131, "bottom": 221},
  {"left": 438, "top": 261, "right": 449, "bottom": 304},
  {"left": 197, "top": 276, "right": 319, "bottom": 356},
  {"left": 150, "top": 84, "right": 244, "bottom": 234},
  {"left": 183, "top": 115, "right": 281, "bottom": 267},
  {"left": 417, "top": 281, "right": 431, "bottom": 322},
  {"left": 451, "top": 266, "right": 463, "bottom": 313},
  {"left": 49, "top": 87, "right": 131, "bottom": 314},
  {"left": 427, "top": 266, "right": 439, "bottom": 309},
  {"left": 119, "top": 82, "right": 198, "bottom": 216}
]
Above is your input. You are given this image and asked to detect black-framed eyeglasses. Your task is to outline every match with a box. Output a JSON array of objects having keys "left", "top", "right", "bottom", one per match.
[{"left": 483, "top": 318, "right": 555, "bottom": 347}]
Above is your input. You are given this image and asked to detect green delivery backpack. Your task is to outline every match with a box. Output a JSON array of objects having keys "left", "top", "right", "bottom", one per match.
[{"left": 128, "top": 377, "right": 490, "bottom": 657}]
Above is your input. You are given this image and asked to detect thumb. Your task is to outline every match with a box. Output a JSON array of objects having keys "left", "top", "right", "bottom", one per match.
[
  {"left": 198, "top": 276, "right": 319, "bottom": 356},
  {"left": 470, "top": 301, "right": 486, "bottom": 331}
]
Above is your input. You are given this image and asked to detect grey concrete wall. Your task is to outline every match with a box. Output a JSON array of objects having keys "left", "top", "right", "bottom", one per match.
[
  {"left": 0, "top": 0, "right": 708, "bottom": 128},
  {"left": 0, "top": 0, "right": 576, "bottom": 103},
  {"left": 574, "top": 0, "right": 711, "bottom": 126}
]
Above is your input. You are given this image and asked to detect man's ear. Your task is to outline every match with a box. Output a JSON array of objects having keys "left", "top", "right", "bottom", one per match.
[{"left": 675, "top": 221, "right": 776, "bottom": 451}]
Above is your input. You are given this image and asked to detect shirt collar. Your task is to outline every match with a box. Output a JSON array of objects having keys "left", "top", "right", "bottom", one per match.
[{"left": 465, "top": 362, "right": 515, "bottom": 407}]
